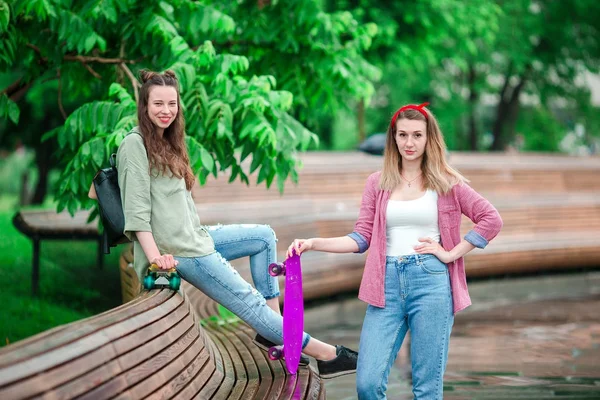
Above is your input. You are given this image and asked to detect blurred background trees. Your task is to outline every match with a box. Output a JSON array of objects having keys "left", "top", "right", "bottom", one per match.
[
  {"left": 0, "top": 0, "right": 599, "bottom": 208},
  {"left": 327, "top": 0, "right": 600, "bottom": 152}
]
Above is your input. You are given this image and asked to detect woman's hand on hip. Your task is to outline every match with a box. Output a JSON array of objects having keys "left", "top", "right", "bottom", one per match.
[
  {"left": 414, "top": 237, "right": 454, "bottom": 263},
  {"left": 287, "top": 239, "right": 314, "bottom": 258},
  {"left": 151, "top": 254, "right": 179, "bottom": 270}
]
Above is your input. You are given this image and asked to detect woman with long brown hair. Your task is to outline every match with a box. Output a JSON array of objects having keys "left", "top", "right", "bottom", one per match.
[
  {"left": 112, "top": 69, "right": 358, "bottom": 379},
  {"left": 288, "top": 103, "right": 503, "bottom": 398}
]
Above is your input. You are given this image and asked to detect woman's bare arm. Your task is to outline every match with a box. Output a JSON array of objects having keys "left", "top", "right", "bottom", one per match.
[
  {"left": 287, "top": 236, "right": 359, "bottom": 258},
  {"left": 136, "top": 231, "right": 177, "bottom": 269}
]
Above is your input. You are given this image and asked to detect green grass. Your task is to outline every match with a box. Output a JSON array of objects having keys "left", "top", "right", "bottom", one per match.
[{"left": 0, "top": 195, "right": 123, "bottom": 347}]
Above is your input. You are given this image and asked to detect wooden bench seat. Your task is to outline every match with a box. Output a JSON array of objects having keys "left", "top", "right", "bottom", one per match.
[
  {"left": 0, "top": 289, "right": 177, "bottom": 399},
  {"left": 13, "top": 152, "right": 600, "bottom": 297},
  {"left": 14, "top": 167, "right": 598, "bottom": 308},
  {"left": 193, "top": 152, "right": 600, "bottom": 205},
  {"left": 115, "top": 250, "right": 326, "bottom": 399},
  {"left": 118, "top": 252, "right": 325, "bottom": 398},
  {"left": 196, "top": 168, "right": 600, "bottom": 203},
  {"left": 12, "top": 209, "right": 103, "bottom": 295},
  {"left": 181, "top": 187, "right": 600, "bottom": 304},
  {"left": 216, "top": 192, "right": 600, "bottom": 299},
  {"left": 0, "top": 280, "right": 325, "bottom": 400},
  {"left": 195, "top": 191, "right": 600, "bottom": 247}
]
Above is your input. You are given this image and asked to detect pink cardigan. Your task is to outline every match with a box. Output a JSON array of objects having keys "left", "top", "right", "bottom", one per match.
[{"left": 348, "top": 171, "right": 503, "bottom": 314}]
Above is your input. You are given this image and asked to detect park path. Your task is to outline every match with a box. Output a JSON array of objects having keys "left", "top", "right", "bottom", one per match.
[{"left": 305, "top": 271, "right": 600, "bottom": 399}]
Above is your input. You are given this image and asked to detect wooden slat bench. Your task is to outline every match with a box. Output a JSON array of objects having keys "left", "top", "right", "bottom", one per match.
[
  {"left": 0, "top": 257, "right": 326, "bottom": 399},
  {"left": 192, "top": 152, "right": 600, "bottom": 204},
  {"left": 13, "top": 152, "right": 600, "bottom": 298},
  {"left": 12, "top": 209, "right": 103, "bottom": 296},
  {"left": 121, "top": 192, "right": 600, "bottom": 309},
  {"left": 187, "top": 152, "right": 600, "bottom": 293},
  {"left": 122, "top": 250, "right": 326, "bottom": 399},
  {"left": 190, "top": 188, "right": 600, "bottom": 301}
]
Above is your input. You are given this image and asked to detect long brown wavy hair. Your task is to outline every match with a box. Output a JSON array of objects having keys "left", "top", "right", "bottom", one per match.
[
  {"left": 380, "top": 105, "right": 467, "bottom": 194},
  {"left": 138, "top": 70, "right": 195, "bottom": 190}
]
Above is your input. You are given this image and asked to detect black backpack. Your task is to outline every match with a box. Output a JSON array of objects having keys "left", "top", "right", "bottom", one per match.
[{"left": 93, "top": 153, "right": 131, "bottom": 253}]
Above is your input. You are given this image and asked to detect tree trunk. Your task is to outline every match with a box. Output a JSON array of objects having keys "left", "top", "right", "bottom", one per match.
[
  {"left": 506, "top": 78, "right": 526, "bottom": 139},
  {"left": 490, "top": 66, "right": 513, "bottom": 151},
  {"left": 491, "top": 78, "right": 527, "bottom": 151},
  {"left": 491, "top": 64, "right": 529, "bottom": 151},
  {"left": 490, "top": 102, "right": 510, "bottom": 151},
  {"left": 467, "top": 63, "right": 479, "bottom": 150}
]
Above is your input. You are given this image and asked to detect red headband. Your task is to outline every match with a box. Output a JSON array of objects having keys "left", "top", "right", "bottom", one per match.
[{"left": 390, "top": 102, "right": 430, "bottom": 127}]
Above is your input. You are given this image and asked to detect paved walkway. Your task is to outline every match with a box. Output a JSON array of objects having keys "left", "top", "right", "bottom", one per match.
[{"left": 304, "top": 271, "right": 600, "bottom": 399}]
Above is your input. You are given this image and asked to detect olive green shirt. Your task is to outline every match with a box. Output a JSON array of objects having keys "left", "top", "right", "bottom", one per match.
[{"left": 117, "top": 127, "right": 215, "bottom": 281}]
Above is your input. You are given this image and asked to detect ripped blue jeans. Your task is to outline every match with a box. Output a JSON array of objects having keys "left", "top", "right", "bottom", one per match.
[{"left": 174, "top": 224, "right": 311, "bottom": 348}]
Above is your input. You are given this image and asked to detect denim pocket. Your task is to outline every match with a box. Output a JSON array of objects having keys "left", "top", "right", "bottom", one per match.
[{"left": 419, "top": 257, "right": 448, "bottom": 274}]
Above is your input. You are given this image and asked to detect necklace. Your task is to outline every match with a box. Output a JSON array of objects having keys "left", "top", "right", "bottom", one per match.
[{"left": 400, "top": 172, "right": 422, "bottom": 187}]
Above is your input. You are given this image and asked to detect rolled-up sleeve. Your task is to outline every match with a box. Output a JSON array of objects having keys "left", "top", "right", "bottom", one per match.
[
  {"left": 348, "top": 231, "right": 369, "bottom": 253},
  {"left": 456, "top": 183, "right": 503, "bottom": 248},
  {"left": 347, "top": 172, "right": 379, "bottom": 253},
  {"left": 117, "top": 135, "right": 151, "bottom": 241}
]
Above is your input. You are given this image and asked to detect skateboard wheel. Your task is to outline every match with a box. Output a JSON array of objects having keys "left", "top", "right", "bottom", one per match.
[
  {"left": 268, "top": 263, "right": 285, "bottom": 277},
  {"left": 169, "top": 275, "right": 181, "bottom": 291},
  {"left": 143, "top": 275, "right": 154, "bottom": 290},
  {"left": 268, "top": 346, "right": 283, "bottom": 360}
]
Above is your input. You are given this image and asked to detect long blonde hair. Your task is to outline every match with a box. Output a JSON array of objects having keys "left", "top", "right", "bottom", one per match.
[{"left": 379, "top": 105, "right": 467, "bottom": 193}]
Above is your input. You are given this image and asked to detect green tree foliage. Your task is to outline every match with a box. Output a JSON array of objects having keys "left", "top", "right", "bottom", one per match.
[
  {"left": 215, "top": 1, "right": 380, "bottom": 127},
  {"left": 330, "top": 0, "right": 600, "bottom": 152},
  {"left": 0, "top": 0, "right": 377, "bottom": 211},
  {"left": 327, "top": 0, "right": 502, "bottom": 149},
  {"left": 486, "top": 0, "right": 600, "bottom": 150}
]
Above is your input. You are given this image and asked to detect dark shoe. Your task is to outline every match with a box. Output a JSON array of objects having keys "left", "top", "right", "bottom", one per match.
[
  {"left": 253, "top": 334, "right": 310, "bottom": 366},
  {"left": 317, "top": 345, "right": 358, "bottom": 379}
]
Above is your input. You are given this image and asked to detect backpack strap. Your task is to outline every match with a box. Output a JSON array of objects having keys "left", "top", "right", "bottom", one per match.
[{"left": 109, "top": 153, "right": 117, "bottom": 169}]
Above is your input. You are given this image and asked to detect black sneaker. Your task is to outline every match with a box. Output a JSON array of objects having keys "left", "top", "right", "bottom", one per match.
[
  {"left": 253, "top": 334, "right": 310, "bottom": 366},
  {"left": 317, "top": 345, "right": 358, "bottom": 379}
]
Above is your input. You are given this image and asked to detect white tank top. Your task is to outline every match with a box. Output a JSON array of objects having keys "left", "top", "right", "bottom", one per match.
[{"left": 386, "top": 190, "right": 440, "bottom": 256}]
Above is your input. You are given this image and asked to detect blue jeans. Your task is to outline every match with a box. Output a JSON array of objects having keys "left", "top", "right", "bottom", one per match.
[
  {"left": 356, "top": 254, "right": 454, "bottom": 400},
  {"left": 174, "top": 224, "right": 311, "bottom": 348}
]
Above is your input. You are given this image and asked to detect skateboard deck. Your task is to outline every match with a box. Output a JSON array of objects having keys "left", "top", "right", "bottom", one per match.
[{"left": 267, "top": 251, "right": 304, "bottom": 374}]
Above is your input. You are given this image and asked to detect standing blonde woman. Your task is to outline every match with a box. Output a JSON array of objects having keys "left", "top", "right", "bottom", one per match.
[{"left": 288, "top": 103, "right": 503, "bottom": 399}]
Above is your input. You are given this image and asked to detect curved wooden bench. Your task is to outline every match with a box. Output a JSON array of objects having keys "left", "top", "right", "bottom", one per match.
[
  {"left": 0, "top": 254, "right": 326, "bottom": 400},
  {"left": 188, "top": 151, "right": 600, "bottom": 287},
  {"left": 121, "top": 251, "right": 326, "bottom": 400},
  {"left": 192, "top": 152, "right": 600, "bottom": 204},
  {"left": 192, "top": 190, "right": 600, "bottom": 300},
  {"left": 13, "top": 152, "right": 600, "bottom": 298}
]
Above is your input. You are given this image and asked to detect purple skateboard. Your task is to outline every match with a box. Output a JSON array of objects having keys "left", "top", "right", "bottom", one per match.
[{"left": 267, "top": 251, "right": 304, "bottom": 375}]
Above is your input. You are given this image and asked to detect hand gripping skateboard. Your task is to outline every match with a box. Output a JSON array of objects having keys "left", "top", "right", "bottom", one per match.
[
  {"left": 267, "top": 251, "right": 304, "bottom": 375},
  {"left": 143, "top": 264, "right": 181, "bottom": 291}
]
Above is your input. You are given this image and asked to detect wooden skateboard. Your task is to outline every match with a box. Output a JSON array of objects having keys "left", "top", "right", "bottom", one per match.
[{"left": 267, "top": 251, "right": 304, "bottom": 375}]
